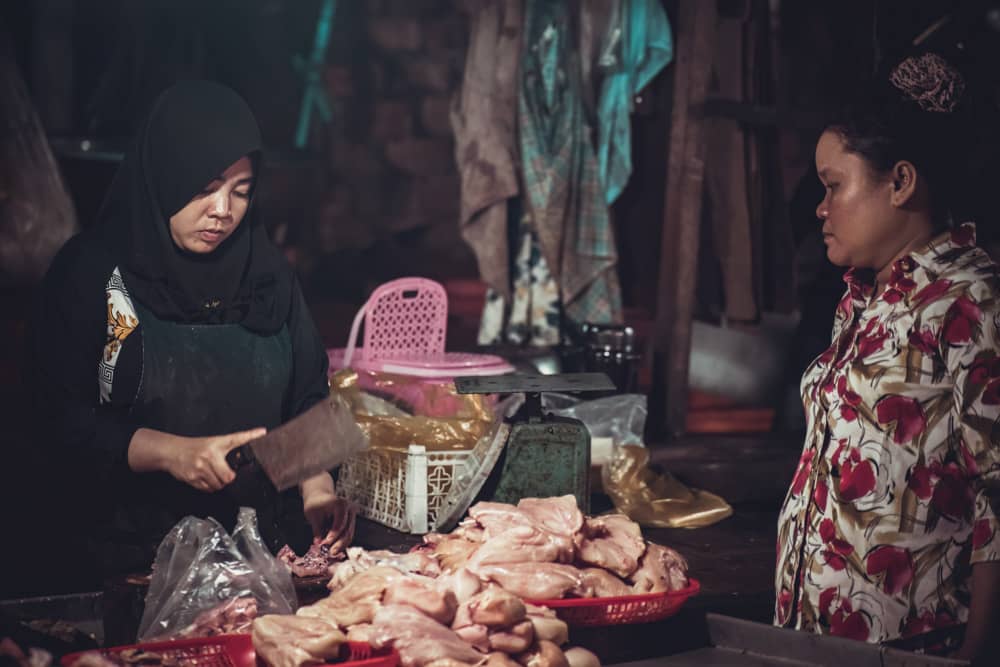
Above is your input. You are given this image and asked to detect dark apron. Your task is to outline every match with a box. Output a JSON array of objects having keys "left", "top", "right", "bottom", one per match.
[{"left": 90, "top": 301, "right": 296, "bottom": 576}]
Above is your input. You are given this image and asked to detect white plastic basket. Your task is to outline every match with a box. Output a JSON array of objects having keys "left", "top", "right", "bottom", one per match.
[{"left": 337, "top": 422, "right": 510, "bottom": 534}]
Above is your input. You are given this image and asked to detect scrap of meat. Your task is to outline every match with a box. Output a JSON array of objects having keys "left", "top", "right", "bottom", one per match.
[
  {"left": 1, "top": 639, "right": 53, "bottom": 667},
  {"left": 67, "top": 649, "right": 180, "bottom": 667},
  {"left": 472, "top": 563, "right": 583, "bottom": 601},
  {"left": 516, "top": 496, "right": 583, "bottom": 539},
  {"left": 169, "top": 597, "right": 257, "bottom": 638},
  {"left": 370, "top": 604, "right": 484, "bottom": 667},
  {"left": 251, "top": 614, "right": 346, "bottom": 667},
  {"left": 575, "top": 515, "right": 646, "bottom": 579},
  {"left": 67, "top": 655, "right": 117, "bottom": 667},
  {"left": 278, "top": 541, "right": 343, "bottom": 579},
  {"left": 299, "top": 565, "right": 406, "bottom": 628},
  {"left": 383, "top": 576, "right": 458, "bottom": 625},
  {"left": 629, "top": 543, "right": 689, "bottom": 593},
  {"left": 576, "top": 568, "right": 632, "bottom": 598}
]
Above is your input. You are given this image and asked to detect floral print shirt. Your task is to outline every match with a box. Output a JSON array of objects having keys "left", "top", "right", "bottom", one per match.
[{"left": 775, "top": 223, "right": 1000, "bottom": 643}]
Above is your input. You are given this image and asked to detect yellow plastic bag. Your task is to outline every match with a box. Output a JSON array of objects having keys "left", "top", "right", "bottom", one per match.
[{"left": 603, "top": 445, "right": 733, "bottom": 528}]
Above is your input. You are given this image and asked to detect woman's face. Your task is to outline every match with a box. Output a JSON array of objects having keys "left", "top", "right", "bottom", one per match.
[
  {"left": 168, "top": 156, "right": 253, "bottom": 254},
  {"left": 814, "top": 130, "right": 901, "bottom": 269}
]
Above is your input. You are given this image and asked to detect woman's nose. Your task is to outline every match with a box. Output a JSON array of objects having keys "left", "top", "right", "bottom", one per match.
[
  {"left": 211, "top": 191, "right": 231, "bottom": 218},
  {"left": 816, "top": 196, "right": 828, "bottom": 221}
]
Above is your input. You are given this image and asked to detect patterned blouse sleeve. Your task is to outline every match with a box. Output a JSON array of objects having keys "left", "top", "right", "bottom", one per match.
[
  {"left": 941, "top": 279, "right": 1000, "bottom": 564},
  {"left": 31, "top": 235, "right": 140, "bottom": 483}
]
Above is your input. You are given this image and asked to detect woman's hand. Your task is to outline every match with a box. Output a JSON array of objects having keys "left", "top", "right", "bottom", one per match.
[
  {"left": 128, "top": 426, "right": 267, "bottom": 492},
  {"left": 301, "top": 472, "right": 357, "bottom": 551}
]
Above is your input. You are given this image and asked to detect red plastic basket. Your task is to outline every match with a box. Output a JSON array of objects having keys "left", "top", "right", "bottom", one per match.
[
  {"left": 526, "top": 578, "right": 701, "bottom": 627},
  {"left": 61, "top": 635, "right": 398, "bottom": 667}
]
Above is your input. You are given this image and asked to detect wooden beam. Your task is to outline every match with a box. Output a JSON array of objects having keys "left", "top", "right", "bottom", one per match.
[{"left": 652, "top": 0, "right": 718, "bottom": 439}]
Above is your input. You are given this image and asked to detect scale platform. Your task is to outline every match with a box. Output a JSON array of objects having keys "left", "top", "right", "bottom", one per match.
[{"left": 453, "top": 373, "right": 615, "bottom": 513}]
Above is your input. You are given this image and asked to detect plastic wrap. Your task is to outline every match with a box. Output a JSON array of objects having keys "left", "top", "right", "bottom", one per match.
[
  {"left": 331, "top": 369, "right": 495, "bottom": 420},
  {"left": 332, "top": 370, "right": 495, "bottom": 451},
  {"left": 137, "top": 508, "right": 296, "bottom": 641},
  {"left": 602, "top": 445, "right": 732, "bottom": 529},
  {"left": 542, "top": 393, "right": 647, "bottom": 445}
]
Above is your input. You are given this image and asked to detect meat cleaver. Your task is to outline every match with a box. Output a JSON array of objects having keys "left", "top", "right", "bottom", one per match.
[{"left": 225, "top": 394, "right": 368, "bottom": 491}]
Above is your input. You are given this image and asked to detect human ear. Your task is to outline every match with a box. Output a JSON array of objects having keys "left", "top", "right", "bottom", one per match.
[{"left": 889, "top": 160, "right": 918, "bottom": 207}]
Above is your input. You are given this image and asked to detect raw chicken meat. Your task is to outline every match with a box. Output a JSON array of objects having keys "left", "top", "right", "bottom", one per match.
[
  {"left": 629, "top": 543, "right": 688, "bottom": 593},
  {"left": 453, "top": 624, "right": 490, "bottom": 652},
  {"left": 384, "top": 576, "right": 458, "bottom": 625},
  {"left": 516, "top": 496, "right": 584, "bottom": 539},
  {"left": 467, "top": 524, "right": 571, "bottom": 570},
  {"left": 251, "top": 614, "right": 345, "bottom": 667},
  {"left": 563, "top": 648, "right": 600, "bottom": 667},
  {"left": 484, "top": 653, "right": 521, "bottom": 667},
  {"left": 299, "top": 565, "right": 405, "bottom": 627},
  {"left": 472, "top": 563, "right": 583, "bottom": 600},
  {"left": 516, "top": 640, "right": 568, "bottom": 667},
  {"left": 467, "top": 502, "right": 535, "bottom": 538},
  {"left": 327, "top": 548, "right": 439, "bottom": 592},
  {"left": 453, "top": 586, "right": 526, "bottom": 629},
  {"left": 424, "top": 534, "right": 481, "bottom": 572},
  {"left": 523, "top": 606, "right": 568, "bottom": 646},
  {"left": 487, "top": 620, "right": 534, "bottom": 654},
  {"left": 575, "top": 515, "right": 646, "bottom": 578},
  {"left": 371, "top": 604, "right": 484, "bottom": 667},
  {"left": 346, "top": 623, "right": 374, "bottom": 644},
  {"left": 169, "top": 597, "right": 257, "bottom": 638},
  {"left": 576, "top": 568, "right": 632, "bottom": 598},
  {"left": 436, "top": 568, "right": 482, "bottom": 604}
]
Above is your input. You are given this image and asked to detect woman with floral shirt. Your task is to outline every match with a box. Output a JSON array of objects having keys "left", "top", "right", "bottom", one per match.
[{"left": 775, "top": 53, "right": 999, "bottom": 663}]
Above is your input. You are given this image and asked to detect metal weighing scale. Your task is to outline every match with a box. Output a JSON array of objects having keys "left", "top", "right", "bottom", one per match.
[{"left": 453, "top": 372, "right": 615, "bottom": 514}]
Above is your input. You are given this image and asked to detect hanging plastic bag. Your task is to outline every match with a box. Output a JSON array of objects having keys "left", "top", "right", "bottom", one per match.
[{"left": 138, "top": 508, "right": 296, "bottom": 641}]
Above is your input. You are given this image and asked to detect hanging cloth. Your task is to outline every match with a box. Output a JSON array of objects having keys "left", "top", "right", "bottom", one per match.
[
  {"left": 517, "top": 0, "right": 622, "bottom": 329},
  {"left": 595, "top": 0, "right": 673, "bottom": 204}
]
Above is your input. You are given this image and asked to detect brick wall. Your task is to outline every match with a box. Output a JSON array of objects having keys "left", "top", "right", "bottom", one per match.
[{"left": 305, "top": 0, "right": 476, "bottom": 297}]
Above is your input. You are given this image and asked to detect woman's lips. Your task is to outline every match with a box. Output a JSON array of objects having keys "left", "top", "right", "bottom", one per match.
[{"left": 198, "top": 229, "right": 225, "bottom": 243}]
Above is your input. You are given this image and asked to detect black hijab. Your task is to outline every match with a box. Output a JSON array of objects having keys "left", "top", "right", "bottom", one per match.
[{"left": 97, "top": 80, "right": 292, "bottom": 333}]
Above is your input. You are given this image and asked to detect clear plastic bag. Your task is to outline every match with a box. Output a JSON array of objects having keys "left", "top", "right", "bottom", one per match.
[
  {"left": 541, "top": 393, "right": 647, "bottom": 445},
  {"left": 138, "top": 508, "right": 297, "bottom": 641}
]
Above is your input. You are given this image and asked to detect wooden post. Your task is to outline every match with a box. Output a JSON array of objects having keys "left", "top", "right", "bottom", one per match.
[{"left": 652, "top": 0, "right": 718, "bottom": 439}]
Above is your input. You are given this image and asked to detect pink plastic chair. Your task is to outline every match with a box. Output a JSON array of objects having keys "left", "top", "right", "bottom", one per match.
[{"left": 329, "top": 277, "right": 513, "bottom": 378}]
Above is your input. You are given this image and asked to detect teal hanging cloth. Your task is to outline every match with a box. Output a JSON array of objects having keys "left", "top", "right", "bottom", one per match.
[
  {"left": 596, "top": 0, "right": 673, "bottom": 204},
  {"left": 517, "top": 0, "right": 623, "bottom": 330}
]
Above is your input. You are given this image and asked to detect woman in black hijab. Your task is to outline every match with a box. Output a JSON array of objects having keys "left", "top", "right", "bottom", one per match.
[{"left": 33, "top": 81, "right": 349, "bottom": 579}]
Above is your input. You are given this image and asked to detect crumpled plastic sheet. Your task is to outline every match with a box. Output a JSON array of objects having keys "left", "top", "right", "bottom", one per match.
[
  {"left": 331, "top": 369, "right": 495, "bottom": 451},
  {"left": 544, "top": 393, "right": 731, "bottom": 529},
  {"left": 603, "top": 444, "right": 733, "bottom": 529},
  {"left": 138, "top": 508, "right": 297, "bottom": 641}
]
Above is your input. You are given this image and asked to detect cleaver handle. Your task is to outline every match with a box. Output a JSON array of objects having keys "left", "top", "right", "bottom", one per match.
[{"left": 226, "top": 444, "right": 257, "bottom": 471}]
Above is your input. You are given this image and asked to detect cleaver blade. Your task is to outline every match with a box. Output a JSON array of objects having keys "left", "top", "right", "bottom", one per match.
[{"left": 226, "top": 394, "right": 368, "bottom": 491}]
